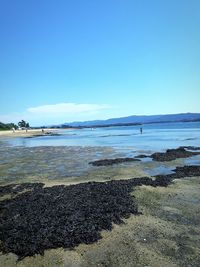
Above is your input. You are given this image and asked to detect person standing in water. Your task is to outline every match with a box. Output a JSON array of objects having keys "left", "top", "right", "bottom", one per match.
[{"left": 140, "top": 127, "right": 143, "bottom": 134}]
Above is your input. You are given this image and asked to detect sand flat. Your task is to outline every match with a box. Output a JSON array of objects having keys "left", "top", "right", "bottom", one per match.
[{"left": 0, "top": 129, "right": 60, "bottom": 138}]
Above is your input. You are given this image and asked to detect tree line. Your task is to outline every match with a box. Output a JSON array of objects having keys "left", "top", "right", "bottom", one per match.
[{"left": 0, "top": 120, "right": 30, "bottom": 131}]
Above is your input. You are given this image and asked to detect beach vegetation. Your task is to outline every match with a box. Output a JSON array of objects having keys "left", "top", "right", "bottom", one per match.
[
  {"left": 18, "top": 120, "right": 30, "bottom": 128},
  {"left": 0, "top": 122, "right": 18, "bottom": 131}
]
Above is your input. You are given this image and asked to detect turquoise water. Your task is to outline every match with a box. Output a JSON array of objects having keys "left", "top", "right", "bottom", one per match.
[{"left": 3, "top": 122, "right": 200, "bottom": 153}]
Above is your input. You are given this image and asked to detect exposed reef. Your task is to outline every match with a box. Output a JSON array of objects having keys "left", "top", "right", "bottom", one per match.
[
  {"left": 153, "top": 165, "right": 200, "bottom": 185},
  {"left": 89, "top": 147, "right": 200, "bottom": 166},
  {"left": 171, "top": 165, "right": 200, "bottom": 178},
  {"left": 0, "top": 165, "right": 200, "bottom": 259},
  {"left": 151, "top": 147, "right": 200, "bottom": 162},
  {"left": 89, "top": 157, "right": 140, "bottom": 166},
  {"left": 135, "top": 154, "right": 149, "bottom": 158}
]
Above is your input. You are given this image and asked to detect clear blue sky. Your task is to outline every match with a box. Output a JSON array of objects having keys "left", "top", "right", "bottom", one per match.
[{"left": 0, "top": 0, "right": 200, "bottom": 126}]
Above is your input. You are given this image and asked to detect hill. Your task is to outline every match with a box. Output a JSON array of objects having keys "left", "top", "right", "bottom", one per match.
[{"left": 62, "top": 113, "right": 200, "bottom": 128}]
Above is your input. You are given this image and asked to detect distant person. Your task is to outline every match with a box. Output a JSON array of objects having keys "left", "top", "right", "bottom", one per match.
[
  {"left": 140, "top": 127, "right": 143, "bottom": 134},
  {"left": 12, "top": 127, "right": 15, "bottom": 133}
]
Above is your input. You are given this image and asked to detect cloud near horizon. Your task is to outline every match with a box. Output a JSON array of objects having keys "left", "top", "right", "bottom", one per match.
[
  {"left": 28, "top": 103, "right": 108, "bottom": 114},
  {"left": 0, "top": 103, "right": 110, "bottom": 126}
]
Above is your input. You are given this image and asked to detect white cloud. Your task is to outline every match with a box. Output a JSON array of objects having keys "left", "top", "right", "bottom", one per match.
[
  {"left": 27, "top": 103, "right": 108, "bottom": 114},
  {"left": 0, "top": 102, "right": 110, "bottom": 126}
]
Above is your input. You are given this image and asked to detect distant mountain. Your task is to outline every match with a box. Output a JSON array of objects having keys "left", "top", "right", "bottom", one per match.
[{"left": 62, "top": 113, "right": 200, "bottom": 128}]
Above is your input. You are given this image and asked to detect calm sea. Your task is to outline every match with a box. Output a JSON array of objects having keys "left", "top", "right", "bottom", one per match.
[{"left": 4, "top": 122, "right": 200, "bottom": 153}]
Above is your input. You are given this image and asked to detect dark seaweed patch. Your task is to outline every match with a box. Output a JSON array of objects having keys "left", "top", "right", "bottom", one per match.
[
  {"left": 0, "top": 165, "right": 200, "bottom": 259},
  {"left": 151, "top": 147, "right": 200, "bottom": 162},
  {"left": 171, "top": 165, "right": 200, "bottom": 178},
  {"left": 153, "top": 165, "right": 200, "bottom": 183},
  {"left": 89, "top": 147, "right": 200, "bottom": 165},
  {"left": 0, "top": 176, "right": 172, "bottom": 259},
  {"left": 0, "top": 181, "right": 137, "bottom": 258},
  {"left": 135, "top": 154, "right": 149, "bottom": 158},
  {"left": 89, "top": 157, "right": 140, "bottom": 166}
]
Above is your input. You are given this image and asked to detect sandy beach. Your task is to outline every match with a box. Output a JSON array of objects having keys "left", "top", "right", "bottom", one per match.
[{"left": 0, "top": 129, "right": 63, "bottom": 138}]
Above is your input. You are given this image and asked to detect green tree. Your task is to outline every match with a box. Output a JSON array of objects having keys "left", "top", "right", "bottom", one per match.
[
  {"left": 18, "top": 120, "right": 30, "bottom": 128},
  {"left": 0, "top": 122, "right": 18, "bottom": 131}
]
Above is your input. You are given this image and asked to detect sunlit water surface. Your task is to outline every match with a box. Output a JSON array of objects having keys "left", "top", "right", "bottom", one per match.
[{"left": 3, "top": 122, "right": 200, "bottom": 153}]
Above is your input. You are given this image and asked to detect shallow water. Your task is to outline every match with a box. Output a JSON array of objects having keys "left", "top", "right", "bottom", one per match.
[
  {"left": 0, "top": 146, "right": 118, "bottom": 183},
  {"left": 184, "top": 155, "right": 200, "bottom": 166},
  {"left": 0, "top": 122, "right": 200, "bottom": 184},
  {"left": 3, "top": 122, "right": 200, "bottom": 154},
  {"left": 145, "top": 165, "right": 175, "bottom": 176}
]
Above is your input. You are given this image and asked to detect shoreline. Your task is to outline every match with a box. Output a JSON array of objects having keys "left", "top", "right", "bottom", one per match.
[{"left": 0, "top": 128, "right": 74, "bottom": 138}]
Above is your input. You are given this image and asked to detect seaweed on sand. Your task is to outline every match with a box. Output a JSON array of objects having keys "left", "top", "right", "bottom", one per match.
[
  {"left": 0, "top": 165, "right": 200, "bottom": 259},
  {"left": 151, "top": 147, "right": 200, "bottom": 162},
  {"left": 89, "top": 157, "right": 140, "bottom": 166},
  {"left": 0, "top": 176, "right": 171, "bottom": 259}
]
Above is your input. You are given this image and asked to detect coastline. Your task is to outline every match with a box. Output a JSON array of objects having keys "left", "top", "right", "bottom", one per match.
[{"left": 0, "top": 128, "right": 73, "bottom": 138}]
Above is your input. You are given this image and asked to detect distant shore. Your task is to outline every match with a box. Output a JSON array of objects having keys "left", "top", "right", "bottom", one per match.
[{"left": 0, "top": 128, "right": 72, "bottom": 138}]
